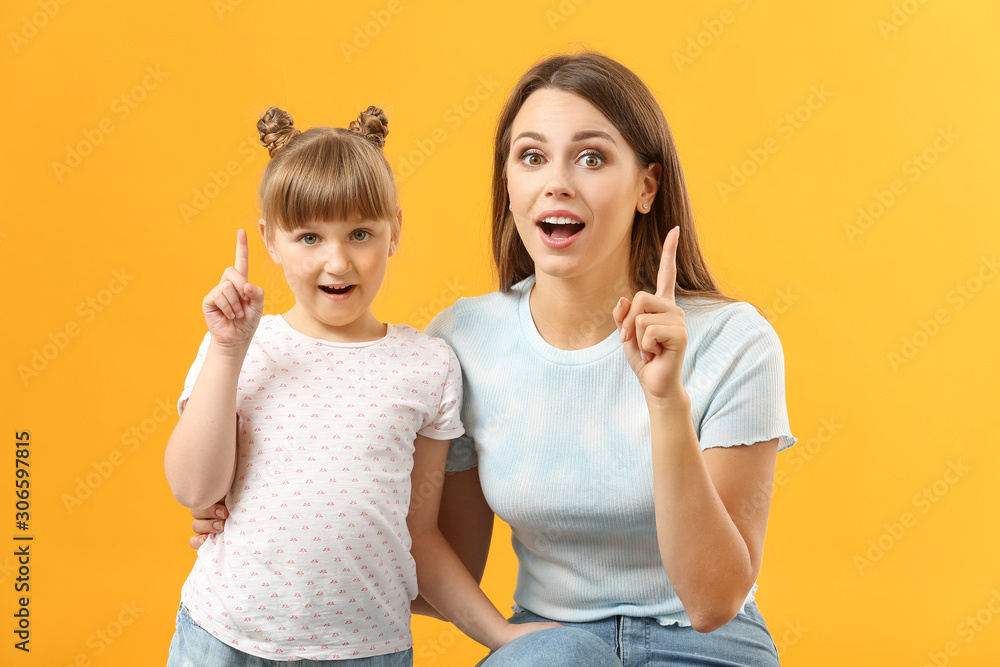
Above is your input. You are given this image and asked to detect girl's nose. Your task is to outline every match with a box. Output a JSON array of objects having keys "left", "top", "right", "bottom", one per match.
[{"left": 322, "top": 244, "right": 352, "bottom": 276}]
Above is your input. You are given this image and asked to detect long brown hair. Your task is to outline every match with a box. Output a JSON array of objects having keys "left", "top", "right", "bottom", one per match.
[
  {"left": 257, "top": 105, "right": 397, "bottom": 239},
  {"left": 491, "top": 52, "right": 734, "bottom": 303}
]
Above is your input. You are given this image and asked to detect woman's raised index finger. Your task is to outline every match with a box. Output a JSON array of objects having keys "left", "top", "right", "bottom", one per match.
[
  {"left": 235, "top": 228, "right": 249, "bottom": 278},
  {"left": 655, "top": 226, "right": 680, "bottom": 301}
]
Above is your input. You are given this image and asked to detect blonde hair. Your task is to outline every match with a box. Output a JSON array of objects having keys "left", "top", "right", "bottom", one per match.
[{"left": 257, "top": 105, "right": 397, "bottom": 239}]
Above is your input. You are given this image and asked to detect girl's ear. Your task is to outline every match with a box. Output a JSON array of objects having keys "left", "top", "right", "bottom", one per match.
[
  {"left": 638, "top": 162, "right": 662, "bottom": 211},
  {"left": 388, "top": 208, "right": 403, "bottom": 257},
  {"left": 258, "top": 219, "right": 282, "bottom": 265}
]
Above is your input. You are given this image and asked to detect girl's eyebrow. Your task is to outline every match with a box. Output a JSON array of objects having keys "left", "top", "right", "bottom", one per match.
[{"left": 512, "top": 130, "right": 616, "bottom": 144}]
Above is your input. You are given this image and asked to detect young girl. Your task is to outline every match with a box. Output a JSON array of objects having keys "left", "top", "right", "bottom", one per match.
[{"left": 164, "top": 106, "right": 554, "bottom": 665}]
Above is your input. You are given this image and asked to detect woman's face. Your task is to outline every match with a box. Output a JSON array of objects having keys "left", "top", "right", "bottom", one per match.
[{"left": 506, "top": 88, "right": 657, "bottom": 285}]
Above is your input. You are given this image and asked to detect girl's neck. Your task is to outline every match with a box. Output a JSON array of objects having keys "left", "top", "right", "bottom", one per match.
[
  {"left": 529, "top": 266, "right": 634, "bottom": 351},
  {"left": 281, "top": 306, "right": 387, "bottom": 343}
]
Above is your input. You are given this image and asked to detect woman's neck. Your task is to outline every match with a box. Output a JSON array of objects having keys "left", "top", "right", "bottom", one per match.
[{"left": 529, "top": 267, "right": 634, "bottom": 351}]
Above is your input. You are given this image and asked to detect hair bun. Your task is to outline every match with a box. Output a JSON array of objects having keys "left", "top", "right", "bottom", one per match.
[
  {"left": 258, "top": 107, "right": 300, "bottom": 157},
  {"left": 348, "top": 105, "right": 389, "bottom": 149}
]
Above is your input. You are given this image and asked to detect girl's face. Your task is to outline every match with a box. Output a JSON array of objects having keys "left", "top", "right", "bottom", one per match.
[
  {"left": 260, "top": 212, "right": 400, "bottom": 342},
  {"left": 506, "top": 88, "right": 658, "bottom": 285}
]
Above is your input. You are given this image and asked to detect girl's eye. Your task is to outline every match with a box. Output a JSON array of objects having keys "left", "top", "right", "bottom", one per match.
[
  {"left": 350, "top": 230, "right": 372, "bottom": 242},
  {"left": 578, "top": 151, "right": 605, "bottom": 168},
  {"left": 299, "top": 233, "right": 319, "bottom": 245}
]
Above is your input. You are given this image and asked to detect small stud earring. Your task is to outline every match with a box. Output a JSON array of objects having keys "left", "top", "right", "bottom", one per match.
[
  {"left": 642, "top": 203, "right": 649, "bottom": 210},
  {"left": 509, "top": 203, "right": 513, "bottom": 211}
]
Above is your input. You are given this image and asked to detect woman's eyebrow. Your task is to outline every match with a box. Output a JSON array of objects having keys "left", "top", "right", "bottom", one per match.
[{"left": 512, "top": 130, "right": 616, "bottom": 144}]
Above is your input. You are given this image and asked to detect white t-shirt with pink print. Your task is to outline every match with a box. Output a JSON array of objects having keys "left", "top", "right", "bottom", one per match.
[{"left": 175, "top": 314, "right": 464, "bottom": 661}]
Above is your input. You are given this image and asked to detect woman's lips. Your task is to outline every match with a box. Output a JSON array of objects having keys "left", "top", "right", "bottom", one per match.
[
  {"left": 318, "top": 284, "right": 355, "bottom": 300},
  {"left": 537, "top": 215, "right": 585, "bottom": 248}
]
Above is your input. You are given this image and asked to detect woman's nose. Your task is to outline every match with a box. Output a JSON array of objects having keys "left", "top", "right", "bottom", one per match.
[{"left": 544, "top": 162, "right": 574, "bottom": 199}]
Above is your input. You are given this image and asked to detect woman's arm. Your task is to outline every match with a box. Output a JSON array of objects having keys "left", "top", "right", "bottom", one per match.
[
  {"left": 648, "top": 397, "right": 777, "bottom": 632},
  {"left": 615, "top": 227, "right": 780, "bottom": 632},
  {"left": 407, "top": 435, "right": 558, "bottom": 649}
]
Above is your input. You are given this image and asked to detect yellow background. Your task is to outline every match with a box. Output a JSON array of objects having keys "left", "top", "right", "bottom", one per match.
[{"left": 2, "top": 0, "right": 998, "bottom": 664}]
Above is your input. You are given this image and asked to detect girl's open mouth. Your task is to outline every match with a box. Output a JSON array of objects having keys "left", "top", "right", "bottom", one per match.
[{"left": 319, "top": 284, "right": 355, "bottom": 299}]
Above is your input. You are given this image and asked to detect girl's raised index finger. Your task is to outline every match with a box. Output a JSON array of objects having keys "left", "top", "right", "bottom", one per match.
[
  {"left": 655, "top": 226, "right": 680, "bottom": 301},
  {"left": 235, "top": 228, "right": 249, "bottom": 278}
]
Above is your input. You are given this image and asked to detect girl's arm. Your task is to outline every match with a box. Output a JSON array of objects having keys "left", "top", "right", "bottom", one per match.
[
  {"left": 164, "top": 229, "right": 264, "bottom": 509},
  {"left": 164, "top": 345, "right": 247, "bottom": 508},
  {"left": 407, "top": 434, "right": 559, "bottom": 650},
  {"left": 411, "top": 466, "right": 494, "bottom": 619}
]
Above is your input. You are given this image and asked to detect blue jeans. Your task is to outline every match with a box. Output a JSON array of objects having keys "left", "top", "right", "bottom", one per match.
[
  {"left": 166, "top": 604, "right": 413, "bottom": 666},
  {"left": 477, "top": 602, "right": 779, "bottom": 666}
]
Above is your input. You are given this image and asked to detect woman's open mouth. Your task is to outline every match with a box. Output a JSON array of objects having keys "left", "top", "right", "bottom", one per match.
[{"left": 537, "top": 216, "right": 585, "bottom": 248}]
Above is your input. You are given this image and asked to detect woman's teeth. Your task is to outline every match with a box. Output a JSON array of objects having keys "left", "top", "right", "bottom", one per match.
[
  {"left": 539, "top": 217, "right": 585, "bottom": 239},
  {"left": 319, "top": 285, "right": 352, "bottom": 294}
]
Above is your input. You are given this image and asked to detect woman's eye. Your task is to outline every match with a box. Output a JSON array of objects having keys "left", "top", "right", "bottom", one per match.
[
  {"left": 350, "top": 230, "right": 371, "bottom": 242},
  {"left": 300, "top": 234, "right": 319, "bottom": 245},
  {"left": 520, "top": 151, "right": 544, "bottom": 167},
  {"left": 579, "top": 152, "right": 604, "bottom": 168}
]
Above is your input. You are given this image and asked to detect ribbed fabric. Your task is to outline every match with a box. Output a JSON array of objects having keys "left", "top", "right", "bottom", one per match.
[{"left": 426, "top": 276, "right": 795, "bottom": 627}]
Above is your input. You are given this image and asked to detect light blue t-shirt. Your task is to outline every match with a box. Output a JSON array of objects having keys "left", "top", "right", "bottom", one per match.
[{"left": 425, "top": 275, "right": 795, "bottom": 626}]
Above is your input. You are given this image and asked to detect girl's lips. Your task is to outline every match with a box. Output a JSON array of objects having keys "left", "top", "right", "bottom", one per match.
[{"left": 319, "top": 284, "right": 355, "bottom": 300}]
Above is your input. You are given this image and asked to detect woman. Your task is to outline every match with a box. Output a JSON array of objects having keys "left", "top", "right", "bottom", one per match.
[{"left": 192, "top": 52, "right": 795, "bottom": 666}]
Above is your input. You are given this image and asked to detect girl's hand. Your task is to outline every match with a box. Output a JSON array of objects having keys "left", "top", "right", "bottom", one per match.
[
  {"left": 495, "top": 620, "right": 563, "bottom": 650},
  {"left": 203, "top": 229, "right": 265, "bottom": 352},
  {"left": 613, "top": 226, "right": 689, "bottom": 403},
  {"left": 189, "top": 501, "right": 227, "bottom": 549}
]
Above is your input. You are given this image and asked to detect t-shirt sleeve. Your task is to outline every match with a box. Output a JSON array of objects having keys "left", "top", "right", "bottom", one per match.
[
  {"left": 425, "top": 307, "right": 478, "bottom": 472},
  {"left": 177, "top": 331, "right": 213, "bottom": 415},
  {"left": 417, "top": 343, "right": 465, "bottom": 441},
  {"left": 695, "top": 304, "right": 796, "bottom": 452}
]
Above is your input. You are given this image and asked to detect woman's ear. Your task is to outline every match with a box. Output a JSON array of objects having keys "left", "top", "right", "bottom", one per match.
[
  {"left": 638, "top": 162, "right": 662, "bottom": 211},
  {"left": 258, "top": 219, "right": 282, "bottom": 265},
  {"left": 388, "top": 208, "right": 403, "bottom": 257}
]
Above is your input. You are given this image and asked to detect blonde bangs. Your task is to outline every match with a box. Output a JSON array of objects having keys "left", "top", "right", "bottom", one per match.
[{"left": 260, "top": 127, "right": 397, "bottom": 235}]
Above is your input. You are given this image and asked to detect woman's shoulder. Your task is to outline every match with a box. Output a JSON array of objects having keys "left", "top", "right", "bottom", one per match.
[
  {"left": 424, "top": 279, "right": 528, "bottom": 340},
  {"left": 678, "top": 297, "right": 782, "bottom": 356}
]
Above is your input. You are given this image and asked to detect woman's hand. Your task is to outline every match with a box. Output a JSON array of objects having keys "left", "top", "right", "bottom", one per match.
[
  {"left": 203, "top": 229, "right": 264, "bottom": 352},
  {"left": 189, "top": 502, "right": 227, "bottom": 549},
  {"left": 613, "top": 226, "right": 688, "bottom": 403}
]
